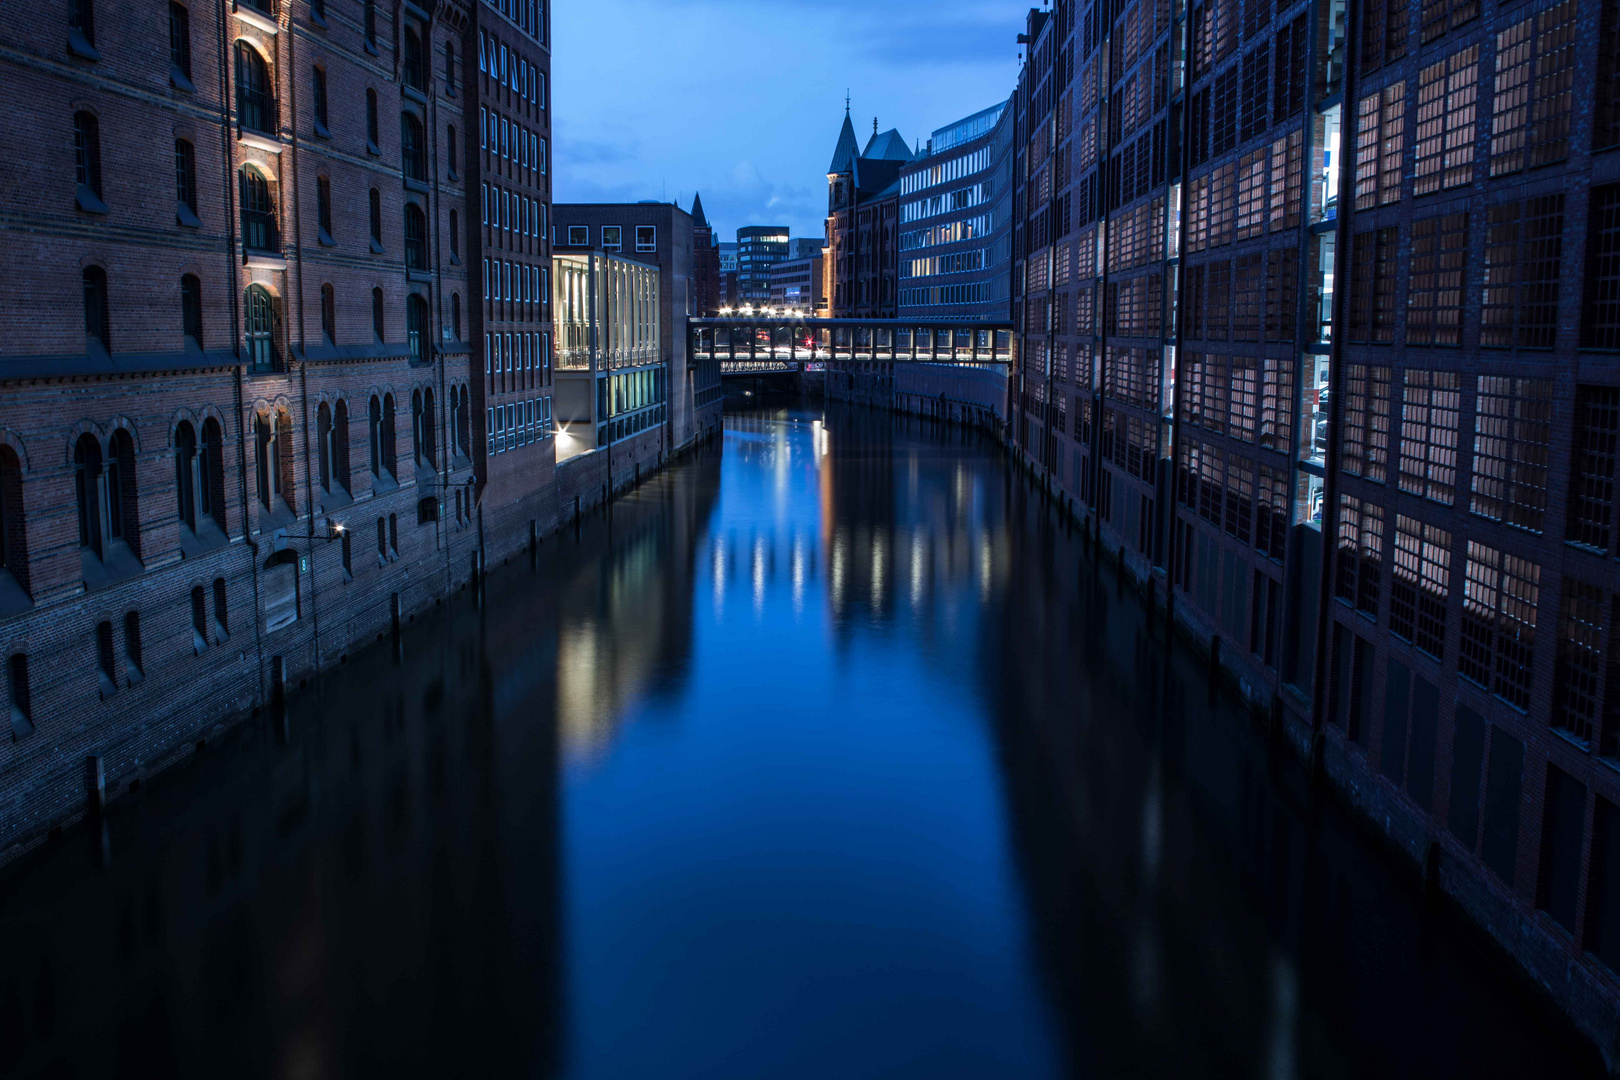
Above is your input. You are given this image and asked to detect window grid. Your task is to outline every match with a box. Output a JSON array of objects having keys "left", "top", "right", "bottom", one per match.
[
  {"left": 1489, "top": 1, "right": 1575, "bottom": 177},
  {"left": 1470, "top": 376, "right": 1552, "bottom": 533},
  {"left": 1553, "top": 578, "right": 1610, "bottom": 751},
  {"left": 1399, "top": 369, "right": 1461, "bottom": 504},
  {"left": 1569, "top": 385, "right": 1620, "bottom": 552},
  {"left": 1342, "top": 364, "right": 1391, "bottom": 481},
  {"left": 1413, "top": 46, "right": 1478, "bottom": 196},
  {"left": 1459, "top": 541, "right": 1540, "bottom": 709},
  {"left": 1336, "top": 494, "right": 1384, "bottom": 618},
  {"left": 1583, "top": 186, "right": 1620, "bottom": 349},
  {"left": 1408, "top": 212, "right": 1466, "bottom": 346},
  {"left": 1482, "top": 195, "right": 1564, "bottom": 350},
  {"left": 1390, "top": 514, "right": 1452, "bottom": 659}
]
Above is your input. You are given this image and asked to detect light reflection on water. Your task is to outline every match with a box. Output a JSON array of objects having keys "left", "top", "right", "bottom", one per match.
[{"left": 0, "top": 405, "right": 1602, "bottom": 1080}]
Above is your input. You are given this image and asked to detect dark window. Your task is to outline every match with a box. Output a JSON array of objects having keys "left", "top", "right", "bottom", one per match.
[
  {"left": 389, "top": 513, "right": 398, "bottom": 553},
  {"left": 1347, "top": 227, "right": 1397, "bottom": 343},
  {"left": 363, "top": 0, "right": 376, "bottom": 44},
  {"left": 191, "top": 585, "right": 208, "bottom": 651},
  {"left": 83, "top": 266, "right": 109, "bottom": 354},
  {"left": 445, "top": 41, "right": 456, "bottom": 89},
  {"left": 340, "top": 528, "right": 352, "bottom": 576},
  {"left": 401, "top": 114, "right": 426, "bottom": 181},
  {"left": 403, "top": 27, "right": 425, "bottom": 90},
  {"left": 451, "top": 293, "right": 461, "bottom": 339},
  {"left": 313, "top": 66, "right": 329, "bottom": 131},
  {"left": 404, "top": 204, "right": 427, "bottom": 269},
  {"left": 317, "top": 401, "right": 334, "bottom": 490},
  {"left": 1583, "top": 185, "right": 1620, "bottom": 349},
  {"left": 1589, "top": 799, "right": 1620, "bottom": 974},
  {"left": 1482, "top": 195, "right": 1564, "bottom": 349},
  {"left": 369, "top": 188, "right": 382, "bottom": 245},
  {"left": 366, "top": 89, "right": 380, "bottom": 149},
  {"left": 239, "top": 0, "right": 272, "bottom": 14},
  {"left": 368, "top": 396, "right": 383, "bottom": 477},
  {"left": 1389, "top": 514, "right": 1451, "bottom": 659},
  {"left": 1359, "top": 0, "right": 1408, "bottom": 71},
  {"left": 1569, "top": 385, "right": 1620, "bottom": 552},
  {"left": 317, "top": 175, "right": 332, "bottom": 240},
  {"left": 234, "top": 42, "right": 274, "bottom": 135},
  {"left": 1553, "top": 578, "right": 1615, "bottom": 753},
  {"left": 174, "top": 420, "right": 198, "bottom": 529},
  {"left": 333, "top": 400, "right": 350, "bottom": 492},
  {"left": 175, "top": 138, "right": 197, "bottom": 213},
  {"left": 96, "top": 620, "right": 116, "bottom": 697},
  {"left": 0, "top": 448, "right": 27, "bottom": 597},
  {"left": 1470, "top": 377, "right": 1552, "bottom": 533},
  {"left": 7, "top": 654, "right": 29, "bottom": 738},
  {"left": 382, "top": 394, "right": 397, "bottom": 475},
  {"left": 422, "top": 389, "right": 436, "bottom": 465},
  {"left": 74, "top": 435, "right": 102, "bottom": 556},
  {"left": 1480, "top": 728, "right": 1524, "bottom": 883},
  {"left": 372, "top": 286, "right": 384, "bottom": 341},
  {"left": 213, "top": 576, "right": 228, "bottom": 635},
  {"left": 1408, "top": 213, "right": 1466, "bottom": 346},
  {"left": 377, "top": 516, "right": 387, "bottom": 558},
  {"left": 123, "top": 611, "right": 143, "bottom": 682},
  {"left": 449, "top": 209, "right": 459, "bottom": 257},
  {"left": 320, "top": 282, "right": 335, "bottom": 342},
  {"left": 447, "top": 126, "right": 458, "bottom": 175},
  {"left": 417, "top": 496, "right": 438, "bottom": 524},
  {"left": 244, "top": 284, "right": 275, "bottom": 368},
  {"left": 240, "top": 168, "right": 277, "bottom": 252},
  {"left": 74, "top": 111, "right": 102, "bottom": 197},
  {"left": 1459, "top": 541, "right": 1540, "bottom": 709},
  {"left": 1420, "top": 0, "right": 1478, "bottom": 42},
  {"left": 69, "top": 0, "right": 95, "bottom": 47},
  {"left": 168, "top": 3, "right": 191, "bottom": 81},
  {"left": 1600, "top": 0, "right": 1620, "bottom": 151},
  {"left": 406, "top": 293, "right": 427, "bottom": 361},
  {"left": 412, "top": 390, "right": 424, "bottom": 464}
]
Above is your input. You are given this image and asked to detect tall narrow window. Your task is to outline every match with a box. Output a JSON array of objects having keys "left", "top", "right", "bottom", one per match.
[
  {"left": 175, "top": 420, "right": 198, "bottom": 530},
  {"left": 240, "top": 168, "right": 277, "bottom": 252},
  {"left": 422, "top": 389, "right": 436, "bottom": 466},
  {"left": 449, "top": 209, "right": 460, "bottom": 258},
  {"left": 1399, "top": 370, "right": 1462, "bottom": 505},
  {"left": 317, "top": 175, "right": 333, "bottom": 242},
  {"left": 1489, "top": 1, "right": 1575, "bottom": 176},
  {"left": 106, "top": 429, "right": 137, "bottom": 555},
  {"left": 180, "top": 273, "right": 203, "bottom": 348},
  {"left": 411, "top": 390, "right": 424, "bottom": 464},
  {"left": 1569, "top": 386, "right": 1620, "bottom": 553},
  {"left": 382, "top": 394, "right": 397, "bottom": 476},
  {"left": 403, "top": 27, "right": 425, "bottom": 90},
  {"left": 447, "top": 126, "right": 458, "bottom": 176},
  {"left": 401, "top": 114, "right": 427, "bottom": 181},
  {"left": 404, "top": 204, "right": 427, "bottom": 270},
  {"left": 191, "top": 586, "right": 208, "bottom": 652},
  {"left": 174, "top": 138, "right": 198, "bottom": 224},
  {"left": 74, "top": 111, "right": 102, "bottom": 202},
  {"left": 1584, "top": 185, "right": 1620, "bottom": 350},
  {"left": 83, "top": 266, "right": 109, "bottom": 355},
  {"left": 123, "top": 611, "right": 143, "bottom": 683},
  {"left": 1347, "top": 227, "right": 1397, "bottom": 343},
  {"left": 365, "top": 89, "right": 380, "bottom": 150},
  {"left": 1390, "top": 514, "right": 1452, "bottom": 659},
  {"left": 96, "top": 621, "right": 116, "bottom": 698},
  {"left": 445, "top": 40, "right": 457, "bottom": 91},
  {"left": 1341, "top": 365, "right": 1392, "bottom": 481},
  {"left": 406, "top": 294, "right": 427, "bottom": 361},
  {"left": 1471, "top": 377, "right": 1553, "bottom": 533},
  {"left": 333, "top": 401, "right": 350, "bottom": 492},
  {"left": 1482, "top": 195, "right": 1564, "bottom": 350},
  {"left": 199, "top": 419, "right": 223, "bottom": 532},
  {"left": 1601, "top": 0, "right": 1620, "bottom": 151},
  {"left": 7, "top": 653, "right": 29, "bottom": 738},
  {"left": 313, "top": 66, "right": 329, "bottom": 133},
  {"left": 1408, "top": 213, "right": 1466, "bottom": 346},
  {"left": 363, "top": 0, "right": 376, "bottom": 46},
  {"left": 1460, "top": 542, "right": 1540, "bottom": 709},
  {"left": 168, "top": 3, "right": 191, "bottom": 84},
  {"left": 0, "top": 448, "right": 29, "bottom": 599},
  {"left": 317, "top": 402, "right": 334, "bottom": 491},
  {"left": 1553, "top": 578, "right": 1611, "bottom": 750},
  {"left": 320, "top": 282, "right": 335, "bottom": 343},
  {"left": 369, "top": 396, "right": 383, "bottom": 477},
  {"left": 372, "top": 287, "right": 384, "bottom": 341},
  {"left": 244, "top": 284, "right": 275, "bottom": 368},
  {"left": 369, "top": 188, "right": 382, "bottom": 248},
  {"left": 451, "top": 293, "right": 461, "bottom": 340},
  {"left": 234, "top": 43, "right": 274, "bottom": 135},
  {"left": 213, "top": 577, "right": 228, "bottom": 637},
  {"left": 74, "top": 435, "right": 103, "bottom": 558}
]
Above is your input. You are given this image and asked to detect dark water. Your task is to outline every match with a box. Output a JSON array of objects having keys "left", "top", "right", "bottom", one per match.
[{"left": 0, "top": 406, "right": 1603, "bottom": 1079}]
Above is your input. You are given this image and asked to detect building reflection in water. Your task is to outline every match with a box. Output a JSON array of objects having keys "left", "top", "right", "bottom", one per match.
[{"left": 0, "top": 407, "right": 1603, "bottom": 1079}]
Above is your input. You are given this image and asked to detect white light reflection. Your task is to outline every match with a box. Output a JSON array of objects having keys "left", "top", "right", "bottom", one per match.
[
  {"left": 909, "top": 529, "right": 925, "bottom": 612},
  {"left": 712, "top": 534, "right": 725, "bottom": 617},
  {"left": 752, "top": 534, "right": 766, "bottom": 617},
  {"left": 791, "top": 532, "right": 805, "bottom": 617},
  {"left": 870, "top": 531, "right": 885, "bottom": 617}
]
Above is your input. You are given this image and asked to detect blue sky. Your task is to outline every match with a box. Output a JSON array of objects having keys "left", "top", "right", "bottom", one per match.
[{"left": 552, "top": 0, "right": 1024, "bottom": 245}]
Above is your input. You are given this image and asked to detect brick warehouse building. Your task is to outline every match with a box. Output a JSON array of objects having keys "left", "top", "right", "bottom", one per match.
[
  {"left": 982, "top": 0, "right": 1620, "bottom": 1057},
  {"left": 0, "top": 0, "right": 562, "bottom": 862},
  {"left": 825, "top": 108, "right": 913, "bottom": 318}
]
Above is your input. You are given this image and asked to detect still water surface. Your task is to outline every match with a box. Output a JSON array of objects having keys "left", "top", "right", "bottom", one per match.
[{"left": 0, "top": 407, "right": 1602, "bottom": 1078}]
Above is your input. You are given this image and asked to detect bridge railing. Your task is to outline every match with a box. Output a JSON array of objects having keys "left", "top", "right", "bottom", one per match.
[{"left": 689, "top": 318, "right": 1016, "bottom": 371}]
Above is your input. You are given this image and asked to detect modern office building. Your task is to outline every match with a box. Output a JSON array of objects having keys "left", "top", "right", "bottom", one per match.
[
  {"left": 895, "top": 101, "right": 1014, "bottom": 322},
  {"left": 550, "top": 252, "right": 663, "bottom": 461},
  {"left": 554, "top": 201, "right": 721, "bottom": 448},
  {"left": 824, "top": 110, "right": 914, "bottom": 317},
  {"left": 768, "top": 254, "right": 824, "bottom": 312},
  {"left": 735, "top": 226, "right": 789, "bottom": 305},
  {"left": 718, "top": 241, "right": 739, "bottom": 308},
  {"left": 987, "top": 0, "right": 1620, "bottom": 1051}
]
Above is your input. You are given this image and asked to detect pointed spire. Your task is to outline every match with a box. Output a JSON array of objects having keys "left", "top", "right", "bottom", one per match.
[
  {"left": 690, "top": 191, "right": 708, "bottom": 227},
  {"left": 828, "top": 107, "right": 860, "bottom": 174}
]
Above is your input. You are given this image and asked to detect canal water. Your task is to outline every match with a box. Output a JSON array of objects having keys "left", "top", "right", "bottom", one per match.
[{"left": 0, "top": 406, "right": 1602, "bottom": 1078}]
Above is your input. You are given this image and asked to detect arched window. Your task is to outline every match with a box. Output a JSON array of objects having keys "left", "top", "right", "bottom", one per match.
[
  {"left": 320, "top": 282, "right": 335, "bottom": 343},
  {"left": 400, "top": 114, "right": 426, "bottom": 182},
  {"left": 365, "top": 88, "right": 379, "bottom": 148},
  {"left": 316, "top": 402, "right": 333, "bottom": 492},
  {"left": 333, "top": 400, "right": 350, "bottom": 492},
  {"left": 174, "top": 138, "right": 197, "bottom": 216},
  {"left": 213, "top": 577, "right": 228, "bottom": 635},
  {"left": 363, "top": 0, "right": 376, "bottom": 46},
  {"left": 0, "top": 447, "right": 30, "bottom": 598},
  {"left": 451, "top": 292, "right": 461, "bottom": 339},
  {"left": 402, "top": 27, "right": 425, "bottom": 90},
  {"left": 444, "top": 40, "right": 456, "bottom": 90},
  {"left": 371, "top": 286, "right": 385, "bottom": 341},
  {"left": 74, "top": 111, "right": 102, "bottom": 199},
  {"left": 449, "top": 209, "right": 460, "bottom": 258},
  {"left": 191, "top": 585, "right": 208, "bottom": 651},
  {"left": 244, "top": 284, "right": 275, "bottom": 368},
  {"left": 234, "top": 42, "right": 274, "bottom": 135},
  {"left": 381, "top": 394, "right": 397, "bottom": 476},
  {"left": 368, "top": 395, "right": 382, "bottom": 477},
  {"left": 181, "top": 273, "right": 203, "bottom": 348},
  {"left": 376, "top": 516, "right": 387, "bottom": 558},
  {"left": 240, "top": 167, "right": 277, "bottom": 252},
  {"left": 312, "top": 65, "right": 329, "bottom": 131},
  {"left": 83, "top": 267, "right": 110, "bottom": 355},
  {"left": 404, "top": 204, "right": 427, "bottom": 270},
  {"left": 200, "top": 417, "right": 224, "bottom": 531},
  {"left": 448, "top": 386, "right": 459, "bottom": 456},
  {"left": 74, "top": 435, "right": 103, "bottom": 557},
  {"left": 447, "top": 125, "right": 458, "bottom": 175},
  {"left": 174, "top": 420, "right": 198, "bottom": 530},
  {"left": 255, "top": 410, "right": 293, "bottom": 512},
  {"left": 169, "top": 3, "right": 191, "bottom": 81},
  {"left": 107, "top": 429, "right": 138, "bottom": 556},
  {"left": 369, "top": 188, "right": 382, "bottom": 246},
  {"left": 406, "top": 293, "right": 427, "bottom": 361},
  {"left": 422, "top": 388, "right": 436, "bottom": 467}
]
